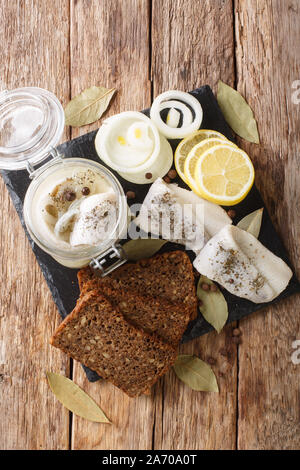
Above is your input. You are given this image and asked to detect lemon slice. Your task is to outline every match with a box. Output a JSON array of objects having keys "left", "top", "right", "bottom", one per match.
[
  {"left": 184, "top": 138, "right": 237, "bottom": 194},
  {"left": 195, "top": 145, "right": 255, "bottom": 205},
  {"left": 174, "top": 130, "right": 228, "bottom": 183}
]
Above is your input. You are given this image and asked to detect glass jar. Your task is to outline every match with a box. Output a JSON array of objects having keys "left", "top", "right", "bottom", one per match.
[{"left": 0, "top": 87, "right": 128, "bottom": 272}]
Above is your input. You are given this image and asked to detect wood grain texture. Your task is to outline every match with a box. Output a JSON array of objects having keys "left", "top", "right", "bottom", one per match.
[
  {"left": 1, "top": 0, "right": 299, "bottom": 451},
  {"left": 234, "top": 0, "right": 300, "bottom": 449},
  {"left": 0, "top": 0, "right": 71, "bottom": 449},
  {"left": 69, "top": 0, "right": 151, "bottom": 139},
  {"left": 69, "top": 0, "right": 154, "bottom": 450},
  {"left": 151, "top": 0, "right": 237, "bottom": 450},
  {"left": 153, "top": 327, "right": 238, "bottom": 450},
  {"left": 151, "top": 0, "right": 235, "bottom": 95}
]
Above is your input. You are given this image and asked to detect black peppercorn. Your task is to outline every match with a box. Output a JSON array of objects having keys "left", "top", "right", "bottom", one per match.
[
  {"left": 82, "top": 186, "right": 90, "bottom": 196},
  {"left": 232, "top": 328, "right": 241, "bottom": 337},
  {"left": 126, "top": 190, "right": 136, "bottom": 200},
  {"left": 64, "top": 190, "right": 76, "bottom": 201},
  {"left": 201, "top": 282, "right": 210, "bottom": 291},
  {"left": 168, "top": 169, "right": 177, "bottom": 179},
  {"left": 227, "top": 209, "right": 236, "bottom": 219},
  {"left": 207, "top": 356, "right": 217, "bottom": 366}
]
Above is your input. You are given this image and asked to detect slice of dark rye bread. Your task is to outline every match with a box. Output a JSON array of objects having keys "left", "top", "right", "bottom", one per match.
[
  {"left": 50, "top": 290, "right": 178, "bottom": 397},
  {"left": 79, "top": 285, "right": 191, "bottom": 346},
  {"left": 78, "top": 251, "right": 198, "bottom": 321}
]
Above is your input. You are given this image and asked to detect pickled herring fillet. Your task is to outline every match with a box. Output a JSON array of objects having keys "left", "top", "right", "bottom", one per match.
[
  {"left": 70, "top": 191, "right": 117, "bottom": 246},
  {"left": 170, "top": 184, "right": 232, "bottom": 240},
  {"left": 193, "top": 225, "right": 293, "bottom": 303},
  {"left": 134, "top": 178, "right": 232, "bottom": 253}
]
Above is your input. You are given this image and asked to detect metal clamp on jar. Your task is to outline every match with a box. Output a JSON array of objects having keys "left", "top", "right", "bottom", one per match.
[{"left": 0, "top": 87, "right": 128, "bottom": 273}]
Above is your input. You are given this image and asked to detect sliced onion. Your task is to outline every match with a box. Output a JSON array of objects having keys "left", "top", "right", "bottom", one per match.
[
  {"left": 166, "top": 107, "right": 181, "bottom": 128},
  {"left": 150, "top": 90, "right": 203, "bottom": 139},
  {"left": 54, "top": 199, "right": 81, "bottom": 236},
  {"left": 164, "top": 101, "right": 193, "bottom": 127}
]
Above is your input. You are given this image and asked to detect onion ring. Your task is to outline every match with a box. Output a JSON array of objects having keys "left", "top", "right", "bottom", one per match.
[
  {"left": 164, "top": 100, "right": 193, "bottom": 127},
  {"left": 150, "top": 90, "right": 203, "bottom": 139},
  {"left": 166, "top": 107, "right": 181, "bottom": 128}
]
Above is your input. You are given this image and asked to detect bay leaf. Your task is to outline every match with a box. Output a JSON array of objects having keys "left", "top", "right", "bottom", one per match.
[
  {"left": 217, "top": 80, "right": 260, "bottom": 144},
  {"left": 122, "top": 238, "right": 167, "bottom": 261},
  {"left": 46, "top": 372, "right": 110, "bottom": 423},
  {"left": 197, "top": 275, "right": 228, "bottom": 333},
  {"left": 64, "top": 86, "right": 116, "bottom": 127},
  {"left": 237, "top": 208, "right": 264, "bottom": 239},
  {"left": 173, "top": 354, "right": 219, "bottom": 392}
]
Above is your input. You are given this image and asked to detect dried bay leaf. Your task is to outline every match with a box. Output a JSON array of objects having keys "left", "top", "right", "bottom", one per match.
[
  {"left": 197, "top": 275, "right": 228, "bottom": 333},
  {"left": 237, "top": 208, "right": 264, "bottom": 239},
  {"left": 122, "top": 238, "right": 167, "bottom": 261},
  {"left": 173, "top": 354, "right": 219, "bottom": 392},
  {"left": 65, "top": 86, "right": 116, "bottom": 127},
  {"left": 217, "top": 80, "right": 260, "bottom": 144},
  {"left": 46, "top": 372, "right": 110, "bottom": 423}
]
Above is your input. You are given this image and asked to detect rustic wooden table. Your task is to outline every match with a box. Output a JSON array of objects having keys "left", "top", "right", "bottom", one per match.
[{"left": 0, "top": 0, "right": 299, "bottom": 450}]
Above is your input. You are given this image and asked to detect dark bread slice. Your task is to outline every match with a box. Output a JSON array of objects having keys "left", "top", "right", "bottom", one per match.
[
  {"left": 50, "top": 290, "right": 177, "bottom": 397},
  {"left": 78, "top": 267, "right": 94, "bottom": 291},
  {"left": 80, "top": 284, "right": 191, "bottom": 346},
  {"left": 78, "top": 251, "right": 198, "bottom": 321}
]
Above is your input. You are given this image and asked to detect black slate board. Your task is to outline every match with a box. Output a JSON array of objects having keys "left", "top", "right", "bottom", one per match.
[{"left": 2, "top": 85, "right": 299, "bottom": 383}]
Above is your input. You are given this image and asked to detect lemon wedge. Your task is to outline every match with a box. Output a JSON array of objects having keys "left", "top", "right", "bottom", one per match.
[
  {"left": 184, "top": 138, "right": 237, "bottom": 194},
  {"left": 174, "top": 130, "right": 228, "bottom": 183},
  {"left": 195, "top": 145, "right": 255, "bottom": 205}
]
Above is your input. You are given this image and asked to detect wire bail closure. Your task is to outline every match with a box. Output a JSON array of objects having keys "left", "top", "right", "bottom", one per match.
[
  {"left": 26, "top": 146, "right": 63, "bottom": 179},
  {"left": 90, "top": 243, "right": 127, "bottom": 277}
]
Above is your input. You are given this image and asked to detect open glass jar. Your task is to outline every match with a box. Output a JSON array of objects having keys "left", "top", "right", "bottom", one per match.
[{"left": 0, "top": 87, "right": 128, "bottom": 272}]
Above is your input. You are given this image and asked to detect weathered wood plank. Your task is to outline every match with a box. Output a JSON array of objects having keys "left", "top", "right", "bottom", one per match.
[
  {"left": 151, "top": 0, "right": 237, "bottom": 450},
  {"left": 0, "top": 0, "right": 71, "bottom": 449},
  {"left": 151, "top": 0, "right": 235, "bottom": 95},
  {"left": 2, "top": 0, "right": 298, "bottom": 451},
  {"left": 69, "top": 0, "right": 151, "bottom": 139},
  {"left": 235, "top": 0, "right": 300, "bottom": 449},
  {"left": 69, "top": 0, "right": 154, "bottom": 450}
]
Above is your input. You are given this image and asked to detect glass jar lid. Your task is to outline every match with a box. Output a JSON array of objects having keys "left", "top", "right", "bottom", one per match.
[{"left": 0, "top": 87, "right": 64, "bottom": 170}]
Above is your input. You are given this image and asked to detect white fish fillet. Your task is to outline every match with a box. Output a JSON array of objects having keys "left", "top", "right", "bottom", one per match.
[
  {"left": 70, "top": 191, "right": 117, "bottom": 246},
  {"left": 170, "top": 184, "right": 232, "bottom": 240},
  {"left": 134, "top": 178, "right": 232, "bottom": 253},
  {"left": 193, "top": 224, "right": 293, "bottom": 303}
]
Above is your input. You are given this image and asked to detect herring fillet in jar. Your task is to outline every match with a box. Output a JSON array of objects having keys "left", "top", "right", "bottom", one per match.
[
  {"left": 0, "top": 87, "right": 128, "bottom": 270},
  {"left": 38, "top": 168, "right": 117, "bottom": 247},
  {"left": 23, "top": 158, "right": 128, "bottom": 268}
]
